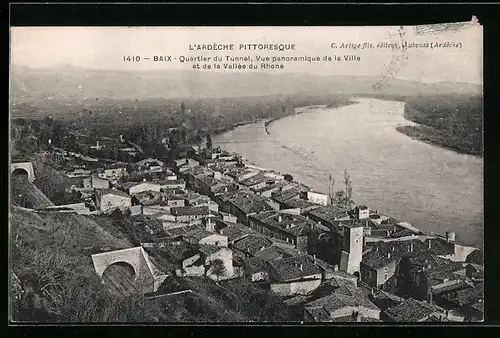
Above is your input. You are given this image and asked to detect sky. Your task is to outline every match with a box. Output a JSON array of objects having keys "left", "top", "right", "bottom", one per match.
[{"left": 10, "top": 24, "right": 483, "bottom": 84}]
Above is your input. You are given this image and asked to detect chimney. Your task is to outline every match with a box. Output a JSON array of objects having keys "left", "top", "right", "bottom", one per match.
[{"left": 299, "top": 264, "right": 303, "bottom": 271}]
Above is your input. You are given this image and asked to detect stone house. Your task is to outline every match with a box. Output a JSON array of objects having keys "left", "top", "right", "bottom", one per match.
[
  {"left": 248, "top": 211, "right": 316, "bottom": 252},
  {"left": 267, "top": 255, "right": 323, "bottom": 296},
  {"left": 94, "top": 188, "right": 132, "bottom": 212},
  {"left": 83, "top": 175, "right": 110, "bottom": 189},
  {"left": 381, "top": 298, "right": 449, "bottom": 322}
]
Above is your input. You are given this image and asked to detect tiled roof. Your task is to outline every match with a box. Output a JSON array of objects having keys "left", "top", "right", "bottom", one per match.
[
  {"left": 165, "top": 224, "right": 206, "bottom": 238},
  {"left": 424, "top": 263, "right": 465, "bottom": 287},
  {"left": 250, "top": 211, "right": 315, "bottom": 237},
  {"left": 252, "top": 180, "right": 290, "bottom": 193},
  {"left": 183, "top": 229, "right": 219, "bottom": 241},
  {"left": 305, "top": 287, "right": 379, "bottom": 313},
  {"left": 390, "top": 229, "right": 417, "bottom": 238},
  {"left": 362, "top": 239, "right": 428, "bottom": 270},
  {"left": 225, "top": 192, "right": 275, "bottom": 214},
  {"left": 307, "top": 205, "right": 350, "bottom": 225},
  {"left": 240, "top": 173, "right": 275, "bottom": 186},
  {"left": 219, "top": 225, "right": 251, "bottom": 243},
  {"left": 153, "top": 241, "right": 197, "bottom": 263},
  {"left": 271, "top": 188, "right": 303, "bottom": 204},
  {"left": 384, "top": 298, "right": 444, "bottom": 322},
  {"left": 306, "top": 307, "right": 332, "bottom": 322},
  {"left": 198, "top": 244, "right": 222, "bottom": 257},
  {"left": 432, "top": 281, "right": 471, "bottom": 296},
  {"left": 424, "top": 238, "right": 455, "bottom": 256},
  {"left": 465, "top": 249, "right": 483, "bottom": 265},
  {"left": 243, "top": 256, "right": 268, "bottom": 274},
  {"left": 374, "top": 290, "right": 404, "bottom": 303},
  {"left": 267, "top": 255, "right": 322, "bottom": 282},
  {"left": 442, "top": 283, "right": 483, "bottom": 307},
  {"left": 254, "top": 245, "right": 298, "bottom": 262},
  {"left": 405, "top": 250, "right": 441, "bottom": 270},
  {"left": 156, "top": 179, "right": 185, "bottom": 186},
  {"left": 282, "top": 198, "right": 321, "bottom": 211},
  {"left": 283, "top": 295, "right": 311, "bottom": 307},
  {"left": 308, "top": 278, "right": 347, "bottom": 300},
  {"left": 470, "top": 300, "right": 484, "bottom": 313},
  {"left": 171, "top": 206, "right": 209, "bottom": 216},
  {"left": 231, "top": 234, "right": 274, "bottom": 256}
]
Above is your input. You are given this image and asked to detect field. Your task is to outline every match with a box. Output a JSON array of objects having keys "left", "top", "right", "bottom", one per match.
[{"left": 396, "top": 94, "right": 483, "bottom": 156}]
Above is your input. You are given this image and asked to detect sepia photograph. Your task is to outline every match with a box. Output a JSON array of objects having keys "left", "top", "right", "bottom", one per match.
[{"left": 9, "top": 22, "right": 483, "bottom": 323}]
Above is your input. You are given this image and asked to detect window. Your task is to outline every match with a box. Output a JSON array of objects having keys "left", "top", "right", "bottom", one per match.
[
  {"left": 384, "top": 267, "right": 388, "bottom": 271},
  {"left": 384, "top": 273, "right": 388, "bottom": 280}
]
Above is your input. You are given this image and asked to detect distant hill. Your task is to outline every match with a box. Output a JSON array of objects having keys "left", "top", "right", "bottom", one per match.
[{"left": 10, "top": 65, "right": 482, "bottom": 103}]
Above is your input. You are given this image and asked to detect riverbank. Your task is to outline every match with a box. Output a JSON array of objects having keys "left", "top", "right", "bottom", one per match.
[
  {"left": 211, "top": 118, "right": 268, "bottom": 136},
  {"left": 395, "top": 99, "right": 483, "bottom": 158},
  {"left": 213, "top": 97, "right": 483, "bottom": 249},
  {"left": 264, "top": 99, "right": 356, "bottom": 134},
  {"left": 395, "top": 124, "right": 482, "bottom": 157}
]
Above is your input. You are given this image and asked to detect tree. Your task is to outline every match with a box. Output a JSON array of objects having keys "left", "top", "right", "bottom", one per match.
[
  {"left": 344, "top": 169, "right": 353, "bottom": 206},
  {"left": 206, "top": 133, "right": 212, "bottom": 149},
  {"left": 284, "top": 174, "right": 293, "bottom": 182},
  {"left": 110, "top": 208, "right": 123, "bottom": 221},
  {"left": 328, "top": 174, "right": 335, "bottom": 205},
  {"left": 335, "top": 190, "right": 345, "bottom": 206},
  {"left": 208, "top": 259, "right": 226, "bottom": 281}
]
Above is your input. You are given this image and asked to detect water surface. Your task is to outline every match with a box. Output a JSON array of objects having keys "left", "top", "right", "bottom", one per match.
[{"left": 214, "top": 98, "right": 483, "bottom": 248}]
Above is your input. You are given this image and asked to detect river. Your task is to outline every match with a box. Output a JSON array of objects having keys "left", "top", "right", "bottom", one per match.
[{"left": 213, "top": 98, "right": 483, "bottom": 248}]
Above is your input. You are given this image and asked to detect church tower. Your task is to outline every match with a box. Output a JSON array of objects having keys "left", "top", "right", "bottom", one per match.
[{"left": 339, "top": 223, "right": 364, "bottom": 275}]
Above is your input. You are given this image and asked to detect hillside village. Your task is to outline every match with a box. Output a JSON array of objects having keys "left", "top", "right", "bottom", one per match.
[{"left": 10, "top": 129, "right": 484, "bottom": 323}]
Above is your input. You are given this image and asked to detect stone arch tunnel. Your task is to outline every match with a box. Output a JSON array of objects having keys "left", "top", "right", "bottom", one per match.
[
  {"left": 11, "top": 162, "right": 35, "bottom": 183},
  {"left": 91, "top": 247, "right": 168, "bottom": 296}
]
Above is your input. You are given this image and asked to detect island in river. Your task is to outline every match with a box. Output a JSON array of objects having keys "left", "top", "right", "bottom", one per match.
[{"left": 396, "top": 94, "right": 483, "bottom": 157}]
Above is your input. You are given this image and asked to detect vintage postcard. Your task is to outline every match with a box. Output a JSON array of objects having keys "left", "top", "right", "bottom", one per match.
[{"left": 9, "top": 23, "right": 483, "bottom": 323}]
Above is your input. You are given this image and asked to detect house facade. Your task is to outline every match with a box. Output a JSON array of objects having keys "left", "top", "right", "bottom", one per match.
[
  {"left": 83, "top": 175, "right": 110, "bottom": 189},
  {"left": 95, "top": 189, "right": 132, "bottom": 212}
]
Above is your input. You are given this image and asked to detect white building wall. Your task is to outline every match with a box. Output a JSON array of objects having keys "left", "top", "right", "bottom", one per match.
[
  {"left": 307, "top": 192, "right": 330, "bottom": 206},
  {"left": 100, "top": 194, "right": 132, "bottom": 212},
  {"left": 199, "top": 234, "right": 228, "bottom": 247},
  {"left": 130, "top": 183, "right": 162, "bottom": 195}
]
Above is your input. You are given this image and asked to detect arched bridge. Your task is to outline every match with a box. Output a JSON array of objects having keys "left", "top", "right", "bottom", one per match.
[
  {"left": 11, "top": 162, "right": 35, "bottom": 183},
  {"left": 91, "top": 247, "right": 167, "bottom": 295}
]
